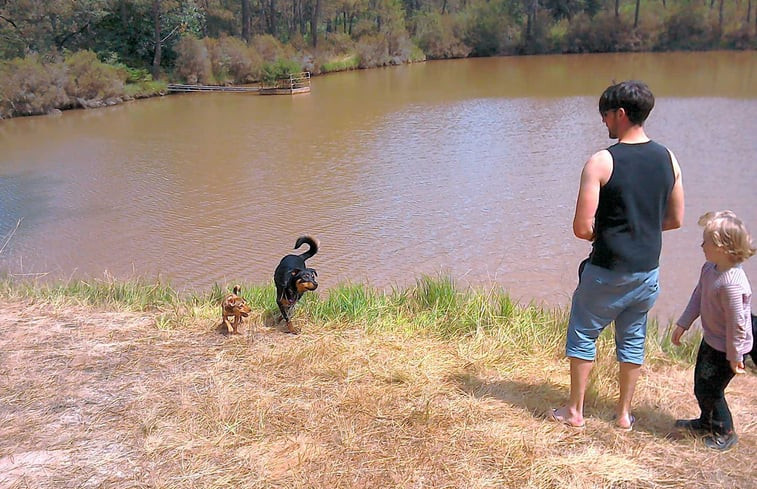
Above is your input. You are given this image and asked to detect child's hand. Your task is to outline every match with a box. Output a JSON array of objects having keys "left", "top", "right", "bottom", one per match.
[
  {"left": 730, "top": 360, "right": 746, "bottom": 375},
  {"left": 671, "top": 325, "right": 686, "bottom": 346}
]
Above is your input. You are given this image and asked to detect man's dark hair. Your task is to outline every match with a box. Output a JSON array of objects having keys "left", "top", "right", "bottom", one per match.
[{"left": 598, "top": 80, "right": 655, "bottom": 125}]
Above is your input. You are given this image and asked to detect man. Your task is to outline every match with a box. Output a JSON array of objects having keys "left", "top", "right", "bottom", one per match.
[{"left": 551, "top": 80, "right": 685, "bottom": 430}]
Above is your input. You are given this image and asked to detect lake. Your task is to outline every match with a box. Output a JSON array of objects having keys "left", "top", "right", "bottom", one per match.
[{"left": 1, "top": 50, "right": 755, "bottom": 322}]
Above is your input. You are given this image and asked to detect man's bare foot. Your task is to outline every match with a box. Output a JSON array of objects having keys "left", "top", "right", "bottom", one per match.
[{"left": 549, "top": 407, "right": 585, "bottom": 428}]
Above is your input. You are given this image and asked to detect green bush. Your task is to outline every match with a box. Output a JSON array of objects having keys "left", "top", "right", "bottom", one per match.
[
  {"left": 0, "top": 55, "right": 69, "bottom": 118},
  {"left": 564, "top": 12, "right": 641, "bottom": 53},
  {"left": 123, "top": 79, "right": 166, "bottom": 98},
  {"left": 721, "top": 27, "right": 757, "bottom": 50},
  {"left": 204, "top": 38, "right": 230, "bottom": 84},
  {"left": 219, "top": 35, "right": 263, "bottom": 83},
  {"left": 251, "top": 34, "right": 294, "bottom": 63},
  {"left": 655, "top": 6, "right": 715, "bottom": 51},
  {"left": 355, "top": 34, "right": 390, "bottom": 68},
  {"left": 319, "top": 32, "right": 357, "bottom": 55},
  {"left": 64, "top": 50, "right": 126, "bottom": 101},
  {"left": 385, "top": 29, "right": 422, "bottom": 63},
  {"left": 547, "top": 18, "right": 570, "bottom": 53},
  {"left": 260, "top": 58, "right": 303, "bottom": 85},
  {"left": 319, "top": 54, "right": 360, "bottom": 73},
  {"left": 174, "top": 36, "right": 213, "bottom": 84},
  {"left": 413, "top": 13, "right": 471, "bottom": 59},
  {"left": 463, "top": 2, "right": 521, "bottom": 56},
  {"left": 519, "top": 10, "right": 556, "bottom": 54}
]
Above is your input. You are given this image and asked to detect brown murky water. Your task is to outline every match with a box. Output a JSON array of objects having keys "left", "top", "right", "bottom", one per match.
[{"left": 1, "top": 51, "right": 756, "bottom": 322}]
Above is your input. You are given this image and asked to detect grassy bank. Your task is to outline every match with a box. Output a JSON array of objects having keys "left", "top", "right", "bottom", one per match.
[
  {"left": 1, "top": 276, "right": 754, "bottom": 488},
  {"left": 0, "top": 274, "right": 697, "bottom": 365}
]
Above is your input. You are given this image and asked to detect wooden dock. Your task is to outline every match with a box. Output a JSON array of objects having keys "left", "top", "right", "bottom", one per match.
[
  {"left": 167, "top": 72, "right": 311, "bottom": 95},
  {"left": 167, "top": 84, "right": 261, "bottom": 93},
  {"left": 259, "top": 72, "right": 311, "bottom": 95}
]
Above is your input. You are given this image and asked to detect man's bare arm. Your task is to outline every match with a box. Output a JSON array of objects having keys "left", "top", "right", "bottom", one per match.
[{"left": 573, "top": 150, "right": 612, "bottom": 241}]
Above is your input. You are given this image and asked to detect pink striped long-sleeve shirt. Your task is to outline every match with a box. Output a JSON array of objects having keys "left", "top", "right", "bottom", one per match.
[{"left": 676, "top": 261, "right": 753, "bottom": 362}]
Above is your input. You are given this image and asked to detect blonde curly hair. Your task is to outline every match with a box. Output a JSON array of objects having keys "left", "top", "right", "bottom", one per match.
[{"left": 698, "top": 210, "right": 756, "bottom": 264}]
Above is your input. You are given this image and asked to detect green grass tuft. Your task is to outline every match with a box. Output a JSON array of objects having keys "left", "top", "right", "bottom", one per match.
[
  {"left": 320, "top": 55, "right": 360, "bottom": 73},
  {"left": 0, "top": 274, "right": 700, "bottom": 366}
]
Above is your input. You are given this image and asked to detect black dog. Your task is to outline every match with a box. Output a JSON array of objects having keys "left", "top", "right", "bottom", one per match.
[{"left": 274, "top": 236, "right": 319, "bottom": 333}]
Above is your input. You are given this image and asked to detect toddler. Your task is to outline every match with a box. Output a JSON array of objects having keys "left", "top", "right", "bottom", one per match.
[{"left": 671, "top": 210, "right": 755, "bottom": 451}]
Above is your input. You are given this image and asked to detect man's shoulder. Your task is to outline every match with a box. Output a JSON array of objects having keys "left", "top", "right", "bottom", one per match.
[
  {"left": 587, "top": 148, "right": 613, "bottom": 166},
  {"left": 585, "top": 149, "right": 613, "bottom": 183}
]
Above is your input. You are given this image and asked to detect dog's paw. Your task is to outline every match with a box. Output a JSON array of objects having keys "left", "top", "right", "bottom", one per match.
[{"left": 285, "top": 322, "right": 300, "bottom": 335}]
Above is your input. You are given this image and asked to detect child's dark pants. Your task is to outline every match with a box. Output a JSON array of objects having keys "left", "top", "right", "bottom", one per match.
[
  {"left": 694, "top": 341, "right": 736, "bottom": 435},
  {"left": 749, "top": 314, "right": 756, "bottom": 365}
]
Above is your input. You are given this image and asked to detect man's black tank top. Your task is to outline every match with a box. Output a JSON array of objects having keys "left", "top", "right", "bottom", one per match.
[{"left": 590, "top": 140, "right": 675, "bottom": 272}]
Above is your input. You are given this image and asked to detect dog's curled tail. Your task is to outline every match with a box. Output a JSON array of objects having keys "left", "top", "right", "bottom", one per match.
[{"left": 294, "top": 235, "right": 319, "bottom": 260}]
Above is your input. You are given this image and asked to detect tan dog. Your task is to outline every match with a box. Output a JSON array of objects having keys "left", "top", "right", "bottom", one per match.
[{"left": 221, "top": 285, "right": 252, "bottom": 335}]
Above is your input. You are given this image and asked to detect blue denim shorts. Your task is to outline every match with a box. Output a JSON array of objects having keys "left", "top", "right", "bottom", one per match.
[{"left": 566, "top": 263, "right": 660, "bottom": 364}]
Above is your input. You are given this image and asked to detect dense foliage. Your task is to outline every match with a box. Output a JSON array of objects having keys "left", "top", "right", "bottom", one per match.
[{"left": 0, "top": 0, "right": 754, "bottom": 117}]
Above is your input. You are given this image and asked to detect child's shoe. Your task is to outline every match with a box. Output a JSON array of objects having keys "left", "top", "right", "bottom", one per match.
[
  {"left": 703, "top": 432, "right": 738, "bottom": 451},
  {"left": 674, "top": 418, "right": 710, "bottom": 434}
]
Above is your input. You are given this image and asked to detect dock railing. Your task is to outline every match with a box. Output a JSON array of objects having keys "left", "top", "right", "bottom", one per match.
[
  {"left": 167, "top": 72, "right": 311, "bottom": 95},
  {"left": 263, "top": 72, "right": 311, "bottom": 90}
]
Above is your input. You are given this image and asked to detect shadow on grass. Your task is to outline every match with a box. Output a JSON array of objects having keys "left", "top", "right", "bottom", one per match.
[{"left": 452, "top": 372, "right": 682, "bottom": 438}]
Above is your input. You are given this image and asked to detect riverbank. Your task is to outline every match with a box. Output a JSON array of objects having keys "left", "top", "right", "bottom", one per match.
[
  {"left": 0, "top": 51, "right": 168, "bottom": 119},
  {"left": 1, "top": 278, "right": 754, "bottom": 487}
]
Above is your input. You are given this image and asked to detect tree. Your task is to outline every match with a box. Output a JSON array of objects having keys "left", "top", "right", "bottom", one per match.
[
  {"left": 152, "top": 0, "right": 162, "bottom": 77},
  {"left": 0, "top": 0, "right": 109, "bottom": 57},
  {"left": 147, "top": 1, "right": 203, "bottom": 78},
  {"left": 242, "top": 0, "right": 251, "bottom": 41},
  {"left": 525, "top": 0, "right": 538, "bottom": 42},
  {"left": 310, "top": 0, "right": 321, "bottom": 45}
]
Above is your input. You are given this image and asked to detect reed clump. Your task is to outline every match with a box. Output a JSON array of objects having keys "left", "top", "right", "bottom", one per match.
[{"left": 0, "top": 274, "right": 752, "bottom": 488}]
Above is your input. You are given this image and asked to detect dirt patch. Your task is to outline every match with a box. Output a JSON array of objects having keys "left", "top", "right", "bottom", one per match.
[{"left": 1, "top": 298, "right": 755, "bottom": 488}]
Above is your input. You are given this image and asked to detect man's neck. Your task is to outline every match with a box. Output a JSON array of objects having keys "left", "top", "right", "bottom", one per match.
[{"left": 618, "top": 125, "right": 650, "bottom": 144}]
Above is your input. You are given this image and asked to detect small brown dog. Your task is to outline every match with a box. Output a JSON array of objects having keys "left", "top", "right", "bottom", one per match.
[{"left": 221, "top": 285, "right": 252, "bottom": 335}]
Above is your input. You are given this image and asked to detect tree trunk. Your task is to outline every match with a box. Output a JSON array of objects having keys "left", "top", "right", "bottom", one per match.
[
  {"left": 242, "top": 0, "right": 251, "bottom": 42},
  {"left": 634, "top": 0, "right": 640, "bottom": 27},
  {"left": 151, "top": 0, "right": 161, "bottom": 79},
  {"left": 120, "top": 0, "right": 128, "bottom": 23},
  {"left": 267, "top": 0, "right": 277, "bottom": 36},
  {"left": 718, "top": 0, "right": 724, "bottom": 34},
  {"left": 310, "top": 0, "right": 321, "bottom": 47},
  {"left": 526, "top": 0, "right": 537, "bottom": 42},
  {"left": 615, "top": 0, "right": 620, "bottom": 18}
]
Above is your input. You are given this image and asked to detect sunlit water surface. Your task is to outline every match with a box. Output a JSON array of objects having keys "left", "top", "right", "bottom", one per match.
[{"left": 1, "top": 51, "right": 756, "bottom": 322}]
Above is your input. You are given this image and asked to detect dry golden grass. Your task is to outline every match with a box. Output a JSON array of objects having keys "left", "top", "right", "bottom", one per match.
[{"left": 0, "top": 298, "right": 754, "bottom": 488}]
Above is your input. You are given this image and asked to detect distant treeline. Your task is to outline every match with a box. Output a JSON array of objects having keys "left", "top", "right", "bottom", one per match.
[{"left": 1, "top": 0, "right": 755, "bottom": 118}]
